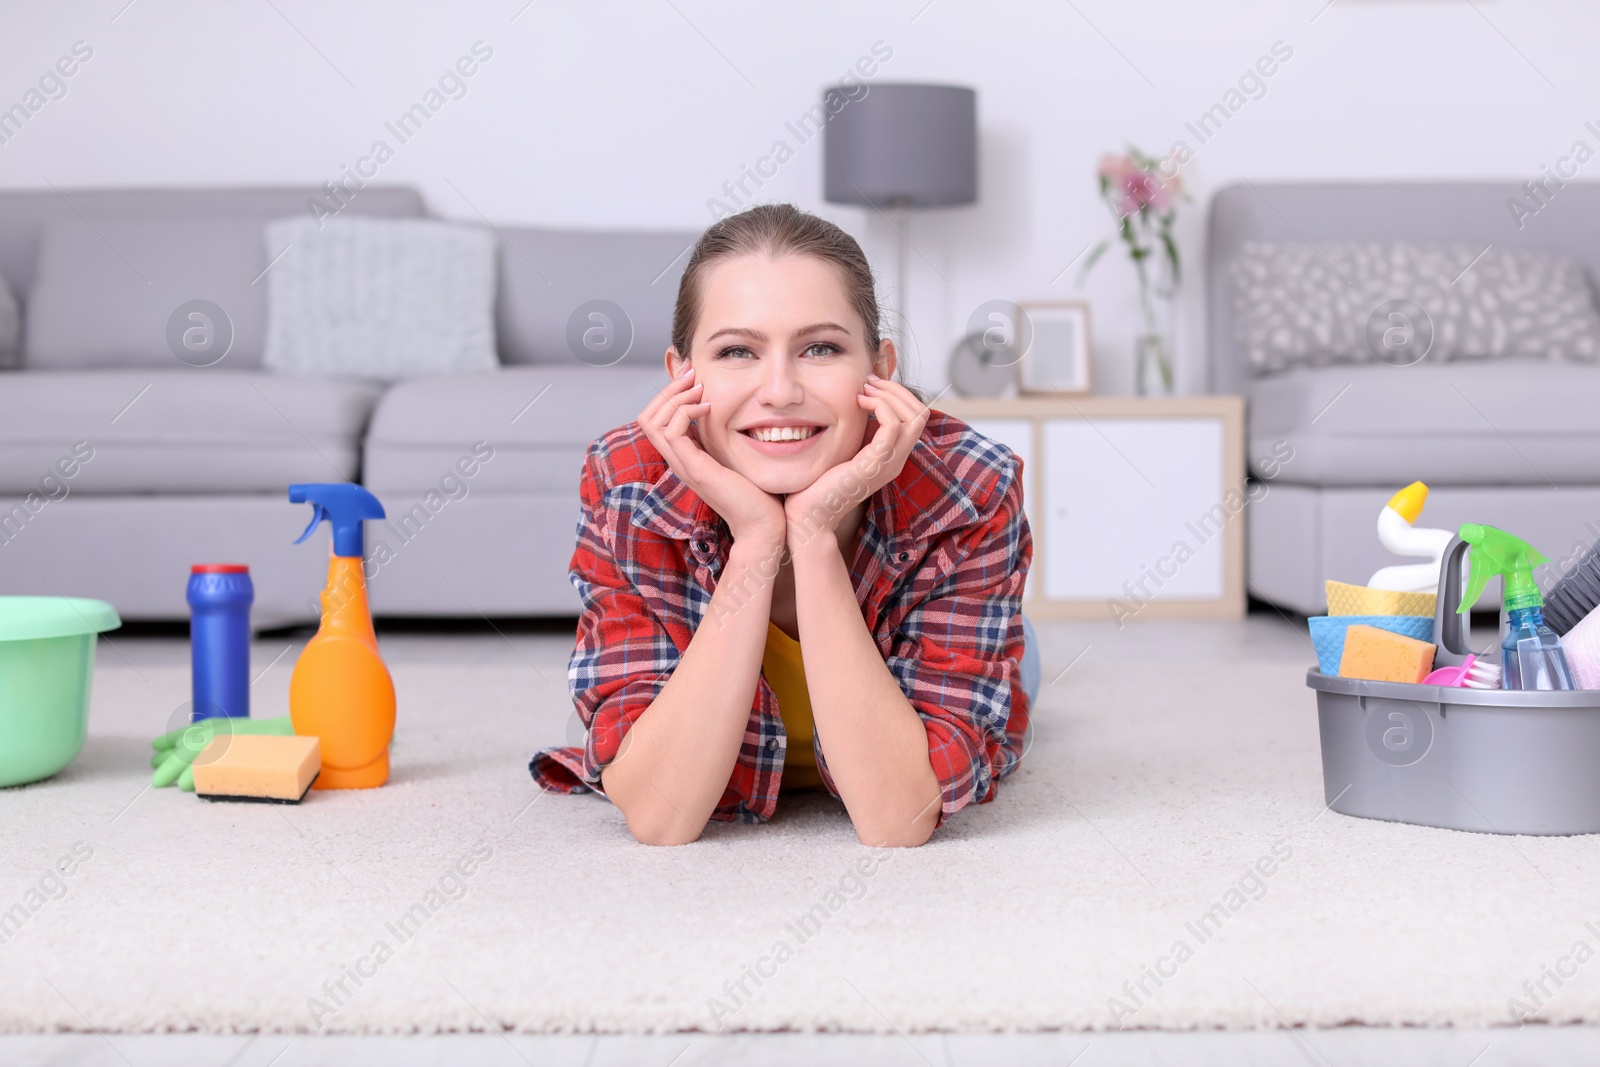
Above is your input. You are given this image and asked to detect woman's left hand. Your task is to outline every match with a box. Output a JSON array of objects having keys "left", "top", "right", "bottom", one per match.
[{"left": 783, "top": 374, "right": 930, "bottom": 547}]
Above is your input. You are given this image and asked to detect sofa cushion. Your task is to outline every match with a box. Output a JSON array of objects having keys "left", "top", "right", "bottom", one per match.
[
  {"left": 1248, "top": 362, "right": 1600, "bottom": 486},
  {"left": 263, "top": 216, "right": 499, "bottom": 381},
  {"left": 25, "top": 217, "right": 272, "bottom": 370},
  {"left": 1230, "top": 240, "right": 1600, "bottom": 375},
  {"left": 495, "top": 227, "right": 697, "bottom": 367},
  {"left": 363, "top": 365, "right": 665, "bottom": 494},
  {"left": 0, "top": 370, "right": 381, "bottom": 494}
]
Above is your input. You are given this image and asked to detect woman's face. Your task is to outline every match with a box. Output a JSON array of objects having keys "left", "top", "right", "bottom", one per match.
[{"left": 667, "top": 253, "right": 896, "bottom": 496}]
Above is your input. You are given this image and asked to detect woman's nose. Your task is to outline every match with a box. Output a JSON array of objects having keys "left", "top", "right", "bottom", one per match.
[{"left": 756, "top": 356, "right": 804, "bottom": 407}]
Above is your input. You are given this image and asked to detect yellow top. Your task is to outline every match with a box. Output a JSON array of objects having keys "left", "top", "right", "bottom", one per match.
[
  {"left": 762, "top": 622, "right": 826, "bottom": 790},
  {"left": 1385, "top": 480, "right": 1429, "bottom": 525}
]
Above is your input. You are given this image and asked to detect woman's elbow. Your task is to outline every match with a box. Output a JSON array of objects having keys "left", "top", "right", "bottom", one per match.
[
  {"left": 620, "top": 803, "right": 706, "bottom": 846},
  {"left": 856, "top": 822, "right": 935, "bottom": 848},
  {"left": 627, "top": 821, "right": 702, "bottom": 847},
  {"left": 852, "top": 804, "right": 939, "bottom": 848}
]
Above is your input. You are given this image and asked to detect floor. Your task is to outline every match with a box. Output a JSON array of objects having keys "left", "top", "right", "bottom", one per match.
[
  {"left": 9, "top": 607, "right": 1600, "bottom": 1065},
  {"left": 5, "top": 1026, "right": 1600, "bottom": 1066}
]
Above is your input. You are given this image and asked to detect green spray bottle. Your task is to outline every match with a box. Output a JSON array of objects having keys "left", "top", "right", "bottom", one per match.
[{"left": 1456, "top": 523, "right": 1574, "bottom": 691}]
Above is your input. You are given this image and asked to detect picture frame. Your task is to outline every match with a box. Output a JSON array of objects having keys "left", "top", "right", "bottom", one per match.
[{"left": 1016, "top": 300, "right": 1093, "bottom": 396}]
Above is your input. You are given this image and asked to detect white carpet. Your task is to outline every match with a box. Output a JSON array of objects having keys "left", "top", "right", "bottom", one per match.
[{"left": 4, "top": 650, "right": 1600, "bottom": 1035}]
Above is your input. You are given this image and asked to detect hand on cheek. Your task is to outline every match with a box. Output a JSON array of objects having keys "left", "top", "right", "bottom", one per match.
[
  {"left": 783, "top": 374, "right": 928, "bottom": 542},
  {"left": 638, "top": 364, "right": 786, "bottom": 548}
]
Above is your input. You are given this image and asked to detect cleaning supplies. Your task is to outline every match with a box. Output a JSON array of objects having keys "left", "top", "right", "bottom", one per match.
[
  {"left": 151, "top": 715, "right": 295, "bottom": 790},
  {"left": 1305, "top": 532, "right": 1600, "bottom": 837},
  {"left": 1516, "top": 527, "right": 1600, "bottom": 687},
  {"left": 1338, "top": 624, "right": 1437, "bottom": 684},
  {"left": 1544, "top": 532, "right": 1600, "bottom": 635},
  {"left": 1367, "top": 481, "right": 1454, "bottom": 594},
  {"left": 1312, "top": 565, "right": 1435, "bottom": 675},
  {"left": 187, "top": 563, "right": 253, "bottom": 721},
  {"left": 1421, "top": 653, "right": 1502, "bottom": 689},
  {"left": 1563, "top": 603, "right": 1600, "bottom": 689},
  {"left": 192, "top": 734, "right": 321, "bottom": 803},
  {"left": 1309, "top": 614, "right": 1434, "bottom": 676},
  {"left": 287, "top": 483, "right": 395, "bottom": 790},
  {"left": 1456, "top": 523, "right": 1574, "bottom": 691},
  {"left": 1325, "top": 580, "right": 1435, "bottom": 619},
  {"left": 0, "top": 596, "right": 121, "bottom": 788}
]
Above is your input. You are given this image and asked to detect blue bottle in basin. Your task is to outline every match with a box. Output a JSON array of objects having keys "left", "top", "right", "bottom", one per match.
[{"left": 187, "top": 564, "right": 253, "bottom": 720}]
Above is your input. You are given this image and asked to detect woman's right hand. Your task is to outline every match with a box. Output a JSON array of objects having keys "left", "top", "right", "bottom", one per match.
[{"left": 639, "top": 366, "right": 787, "bottom": 550}]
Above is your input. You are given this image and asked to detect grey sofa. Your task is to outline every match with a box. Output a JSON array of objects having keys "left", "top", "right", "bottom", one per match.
[
  {"left": 1210, "top": 182, "right": 1600, "bottom": 615},
  {"left": 0, "top": 186, "right": 694, "bottom": 627}
]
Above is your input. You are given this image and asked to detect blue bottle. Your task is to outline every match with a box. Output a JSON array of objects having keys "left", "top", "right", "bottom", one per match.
[
  {"left": 1456, "top": 524, "right": 1574, "bottom": 691},
  {"left": 1502, "top": 605, "right": 1574, "bottom": 691},
  {"left": 187, "top": 563, "right": 253, "bottom": 720}
]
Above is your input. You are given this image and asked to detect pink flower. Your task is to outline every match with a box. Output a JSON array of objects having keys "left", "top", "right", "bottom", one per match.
[
  {"left": 1102, "top": 151, "right": 1184, "bottom": 218},
  {"left": 1098, "top": 152, "right": 1134, "bottom": 182},
  {"left": 1123, "top": 170, "right": 1169, "bottom": 214}
]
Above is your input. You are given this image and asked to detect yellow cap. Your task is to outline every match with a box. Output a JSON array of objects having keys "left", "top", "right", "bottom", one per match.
[{"left": 1385, "top": 481, "right": 1429, "bottom": 525}]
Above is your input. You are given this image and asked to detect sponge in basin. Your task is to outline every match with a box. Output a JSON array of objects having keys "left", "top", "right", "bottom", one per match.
[
  {"left": 1308, "top": 614, "right": 1435, "bottom": 676},
  {"left": 1325, "top": 580, "right": 1436, "bottom": 618},
  {"left": 192, "top": 734, "right": 321, "bottom": 803},
  {"left": 1338, "top": 624, "right": 1437, "bottom": 684}
]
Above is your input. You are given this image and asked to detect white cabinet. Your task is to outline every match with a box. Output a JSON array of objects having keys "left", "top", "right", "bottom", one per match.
[{"left": 938, "top": 397, "right": 1245, "bottom": 620}]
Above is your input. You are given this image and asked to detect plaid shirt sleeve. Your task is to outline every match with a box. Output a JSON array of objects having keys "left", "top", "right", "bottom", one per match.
[
  {"left": 867, "top": 452, "right": 1031, "bottom": 830},
  {"left": 527, "top": 441, "right": 682, "bottom": 796}
]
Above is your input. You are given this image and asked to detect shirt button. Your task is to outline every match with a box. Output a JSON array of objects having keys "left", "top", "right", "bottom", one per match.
[
  {"left": 897, "top": 551, "right": 910, "bottom": 562},
  {"left": 766, "top": 738, "right": 779, "bottom": 751}
]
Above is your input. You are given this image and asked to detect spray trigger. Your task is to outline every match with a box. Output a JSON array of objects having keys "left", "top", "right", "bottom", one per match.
[{"left": 293, "top": 503, "right": 330, "bottom": 545}]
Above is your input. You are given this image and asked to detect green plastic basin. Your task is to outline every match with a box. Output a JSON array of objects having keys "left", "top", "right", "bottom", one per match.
[{"left": 0, "top": 597, "right": 121, "bottom": 788}]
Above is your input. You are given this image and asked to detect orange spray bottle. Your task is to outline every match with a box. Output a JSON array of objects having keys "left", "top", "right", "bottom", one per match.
[{"left": 286, "top": 483, "right": 395, "bottom": 789}]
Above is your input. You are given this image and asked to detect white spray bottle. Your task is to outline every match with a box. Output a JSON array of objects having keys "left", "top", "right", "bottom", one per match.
[{"left": 1368, "top": 481, "right": 1453, "bottom": 594}]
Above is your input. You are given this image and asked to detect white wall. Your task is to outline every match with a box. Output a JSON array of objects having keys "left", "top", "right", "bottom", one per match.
[{"left": 2, "top": 0, "right": 1595, "bottom": 395}]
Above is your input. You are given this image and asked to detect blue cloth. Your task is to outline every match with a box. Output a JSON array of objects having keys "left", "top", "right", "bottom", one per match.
[
  {"left": 1020, "top": 613, "right": 1040, "bottom": 707},
  {"left": 1016, "top": 613, "right": 1039, "bottom": 762}
]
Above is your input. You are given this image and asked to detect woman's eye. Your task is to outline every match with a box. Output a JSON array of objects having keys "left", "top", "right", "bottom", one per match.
[
  {"left": 803, "top": 342, "right": 842, "bottom": 358},
  {"left": 716, "top": 345, "right": 756, "bottom": 360}
]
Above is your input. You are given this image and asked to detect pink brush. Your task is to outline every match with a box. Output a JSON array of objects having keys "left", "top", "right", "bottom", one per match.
[{"left": 1423, "top": 653, "right": 1502, "bottom": 689}]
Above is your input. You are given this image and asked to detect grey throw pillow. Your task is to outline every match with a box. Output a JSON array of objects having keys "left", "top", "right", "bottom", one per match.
[
  {"left": 0, "top": 273, "right": 18, "bottom": 370},
  {"left": 1230, "top": 241, "right": 1600, "bottom": 374},
  {"left": 263, "top": 216, "right": 498, "bottom": 381}
]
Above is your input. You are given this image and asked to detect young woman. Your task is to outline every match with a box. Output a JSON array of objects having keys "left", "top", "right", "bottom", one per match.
[{"left": 530, "top": 203, "right": 1038, "bottom": 848}]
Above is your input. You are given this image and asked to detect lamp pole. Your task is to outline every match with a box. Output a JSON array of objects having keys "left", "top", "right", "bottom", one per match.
[{"left": 890, "top": 194, "right": 911, "bottom": 357}]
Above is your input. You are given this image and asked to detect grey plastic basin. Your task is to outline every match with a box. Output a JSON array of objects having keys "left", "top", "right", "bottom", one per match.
[{"left": 1308, "top": 669, "right": 1600, "bottom": 836}]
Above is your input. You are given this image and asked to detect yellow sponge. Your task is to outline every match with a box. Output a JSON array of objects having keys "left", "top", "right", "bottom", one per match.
[
  {"left": 192, "top": 734, "right": 321, "bottom": 803},
  {"left": 1326, "top": 580, "right": 1436, "bottom": 618},
  {"left": 1338, "top": 624, "right": 1437, "bottom": 684}
]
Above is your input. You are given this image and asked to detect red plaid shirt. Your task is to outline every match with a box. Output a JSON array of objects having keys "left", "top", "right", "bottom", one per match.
[{"left": 528, "top": 409, "right": 1032, "bottom": 829}]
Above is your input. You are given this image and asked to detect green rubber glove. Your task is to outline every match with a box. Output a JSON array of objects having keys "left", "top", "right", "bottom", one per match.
[{"left": 150, "top": 715, "right": 296, "bottom": 791}]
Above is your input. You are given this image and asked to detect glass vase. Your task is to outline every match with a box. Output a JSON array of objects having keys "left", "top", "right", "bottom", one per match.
[{"left": 1135, "top": 332, "right": 1174, "bottom": 397}]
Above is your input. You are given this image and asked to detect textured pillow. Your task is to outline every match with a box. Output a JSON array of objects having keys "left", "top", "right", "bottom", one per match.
[
  {"left": 0, "top": 273, "right": 18, "bottom": 370},
  {"left": 24, "top": 217, "right": 271, "bottom": 370},
  {"left": 1230, "top": 241, "right": 1600, "bottom": 374},
  {"left": 263, "top": 216, "right": 497, "bottom": 380}
]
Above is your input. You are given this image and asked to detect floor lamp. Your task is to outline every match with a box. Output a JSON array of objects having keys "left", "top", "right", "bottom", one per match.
[{"left": 822, "top": 83, "right": 978, "bottom": 360}]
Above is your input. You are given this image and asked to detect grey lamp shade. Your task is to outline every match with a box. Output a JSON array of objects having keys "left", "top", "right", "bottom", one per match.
[{"left": 823, "top": 83, "right": 977, "bottom": 208}]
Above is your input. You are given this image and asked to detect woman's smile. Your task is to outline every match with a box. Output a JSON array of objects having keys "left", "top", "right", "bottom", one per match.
[{"left": 738, "top": 420, "right": 827, "bottom": 455}]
